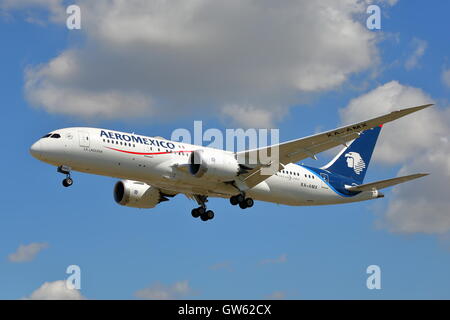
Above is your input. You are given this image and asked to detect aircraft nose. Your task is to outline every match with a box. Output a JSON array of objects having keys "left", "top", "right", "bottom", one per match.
[{"left": 29, "top": 140, "right": 42, "bottom": 159}]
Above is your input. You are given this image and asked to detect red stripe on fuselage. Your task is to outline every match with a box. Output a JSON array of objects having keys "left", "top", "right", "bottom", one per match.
[{"left": 106, "top": 146, "right": 192, "bottom": 155}]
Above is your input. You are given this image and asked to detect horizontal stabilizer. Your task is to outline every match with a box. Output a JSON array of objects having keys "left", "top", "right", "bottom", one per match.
[{"left": 345, "top": 173, "right": 429, "bottom": 192}]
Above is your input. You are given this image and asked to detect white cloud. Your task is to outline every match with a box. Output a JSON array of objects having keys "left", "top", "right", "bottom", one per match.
[
  {"left": 341, "top": 81, "right": 450, "bottom": 234},
  {"left": 221, "top": 104, "right": 286, "bottom": 128},
  {"left": 8, "top": 242, "right": 48, "bottom": 263},
  {"left": 404, "top": 38, "right": 427, "bottom": 70},
  {"left": 23, "top": 280, "right": 85, "bottom": 300},
  {"left": 19, "top": 0, "right": 398, "bottom": 126},
  {"left": 340, "top": 81, "right": 443, "bottom": 165},
  {"left": 442, "top": 68, "right": 450, "bottom": 89},
  {"left": 134, "top": 280, "right": 195, "bottom": 300},
  {"left": 381, "top": 139, "right": 450, "bottom": 234},
  {"left": 260, "top": 253, "right": 287, "bottom": 265}
]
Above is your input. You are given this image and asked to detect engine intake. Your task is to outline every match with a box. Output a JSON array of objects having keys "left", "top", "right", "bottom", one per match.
[{"left": 113, "top": 180, "right": 168, "bottom": 208}]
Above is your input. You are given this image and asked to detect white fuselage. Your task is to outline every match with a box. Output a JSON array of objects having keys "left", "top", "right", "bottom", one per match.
[{"left": 30, "top": 127, "right": 379, "bottom": 207}]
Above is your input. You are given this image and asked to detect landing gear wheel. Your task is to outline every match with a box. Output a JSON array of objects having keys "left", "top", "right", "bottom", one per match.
[
  {"left": 62, "top": 177, "right": 73, "bottom": 187},
  {"left": 236, "top": 194, "right": 245, "bottom": 203},
  {"left": 201, "top": 210, "right": 215, "bottom": 221},
  {"left": 192, "top": 206, "right": 207, "bottom": 219},
  {"left": 206, "top": 210, "right": 214, "bottom": 220},
  {"left": 230, "top": 196, "right": 239, "bottom": 206},
  {"left": 191, "top": 208, "right": 200, "bottom": 218},
  {"left": 193, "top": 195, "right": 214, "bottom": 221},
  {"left": 245, "top": 198, "right": 254, "bottom": 208},
  {"left": 239, "top": 201, "right": 248, "bottom": 209}
]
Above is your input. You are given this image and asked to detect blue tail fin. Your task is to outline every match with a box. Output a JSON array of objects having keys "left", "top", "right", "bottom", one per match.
[{"left": 321, "top": 126, "right": 382, "bottom": 184}]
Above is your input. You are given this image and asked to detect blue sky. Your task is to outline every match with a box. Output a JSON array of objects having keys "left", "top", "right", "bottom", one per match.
[{"left": 1, "top": 0, "right": 450, "bottom": 299}]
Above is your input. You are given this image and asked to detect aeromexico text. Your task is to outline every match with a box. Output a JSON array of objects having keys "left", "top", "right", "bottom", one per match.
[{"left": 100, "top": 130, "right": 176, "bottom": 149}]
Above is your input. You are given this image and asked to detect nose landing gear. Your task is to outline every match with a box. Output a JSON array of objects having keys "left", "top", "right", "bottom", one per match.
[
  {"left": 58, "top": 165, "right": 73, "bottom": 188},
  {"left": 62, "top": 177, "right": 73, "bottom": 187}
]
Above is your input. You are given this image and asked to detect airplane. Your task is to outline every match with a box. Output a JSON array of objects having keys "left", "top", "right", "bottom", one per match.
[{"left": 29, "top": 104, "right": 431, "bottom": 222}]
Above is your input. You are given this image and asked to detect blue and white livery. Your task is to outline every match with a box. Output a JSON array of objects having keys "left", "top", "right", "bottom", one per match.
[{"left": 30, "top": 104, "right": 431, "bottom": 222}]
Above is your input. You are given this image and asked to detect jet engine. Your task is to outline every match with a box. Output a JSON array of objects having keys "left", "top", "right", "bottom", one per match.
[
  {"left": 113, "top": 180, "right": 169, "bottom": 208},
  {"left": 189, "top": 149, "right": 240, "bottom": 182}
]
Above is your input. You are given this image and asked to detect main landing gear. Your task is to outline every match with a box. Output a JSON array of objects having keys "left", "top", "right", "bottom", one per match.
[
  {"left": 190, "top": 193, "right": 254, "bottom": 222},
  {"left": 58, "top": 165, "right": 73, "bottom": 188},
  {"left": 192, "top": 195, "right": 214, "bottom": 222},
  {"left": 230, "top": 194, "right": 254, "bottom": 209}
]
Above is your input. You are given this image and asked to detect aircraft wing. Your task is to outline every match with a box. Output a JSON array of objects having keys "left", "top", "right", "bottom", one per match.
[
  {"left": 344, "top": 173, "right": 429, "bottom": 192},
  {"left": 235, "top": 104, "right": 432, "bottom": 190}
]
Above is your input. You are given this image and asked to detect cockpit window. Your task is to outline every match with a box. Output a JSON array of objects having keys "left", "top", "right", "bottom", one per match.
[
  {"left": 42, "top": 134, "right": 52, "bottom": 138},
  {"left": 50, "top": 133, "right": 61, "bottom": 138}
]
